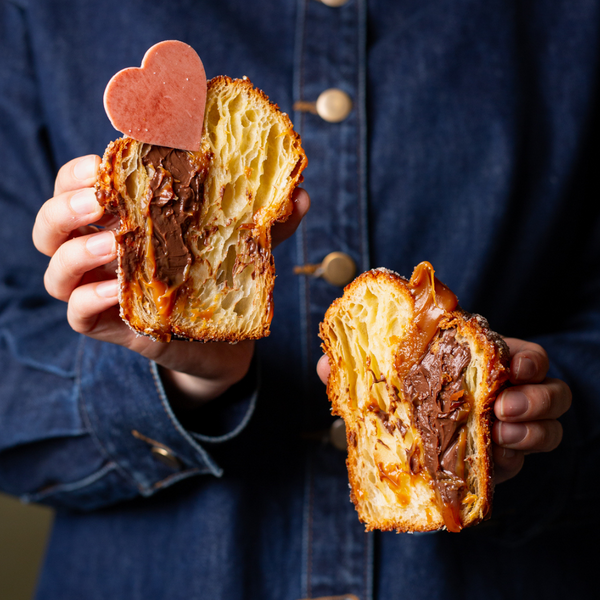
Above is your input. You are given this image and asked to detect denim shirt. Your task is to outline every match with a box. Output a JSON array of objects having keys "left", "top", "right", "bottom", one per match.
[{"left": 1, "top": 1, "right": 599, "bottom": 599}]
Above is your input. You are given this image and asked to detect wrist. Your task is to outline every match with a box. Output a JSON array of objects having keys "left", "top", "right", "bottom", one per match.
[{"left": 160, "top": 368, "right": 233, "bottom": 409}]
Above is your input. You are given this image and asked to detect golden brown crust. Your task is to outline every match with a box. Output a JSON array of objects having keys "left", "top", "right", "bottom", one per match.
[
  {"left": 442, "top": 312, "right": 510, "bottom": 526},
  {"left": 319, "top": 267, "right": 509, "bottom": 532},
  {"left": 96, "top": 76, "right": 307, "bottom": 342}
]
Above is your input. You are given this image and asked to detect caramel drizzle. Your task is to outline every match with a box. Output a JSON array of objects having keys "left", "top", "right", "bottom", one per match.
[
  {"left": 435, "top": 486, "right": 463, "bottom": 533},
  {"left": 395, "top": 261, "right": 458, "bottom": 378},
  {"left": 143, "top": 217, "right": 180, "bottom": 325},
  {"left": 377, "top": 462, "right": 418, "bottom": 508}
]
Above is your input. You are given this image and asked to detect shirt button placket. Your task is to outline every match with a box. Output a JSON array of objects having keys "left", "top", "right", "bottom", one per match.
[{"left": 293, "top": 1, "right": 372, "bottom": 599}]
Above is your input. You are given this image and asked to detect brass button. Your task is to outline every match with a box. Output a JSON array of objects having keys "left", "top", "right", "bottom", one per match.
[
  {"left": 330, "top": 418, "right": 347, "bottom": 451},
  {"left": 319, "top": 0, "right": 350, "bottom": 6},
  {"left": 321, "top": 252, "right": 356, "bottom": 287},
  {"left": 151, "top": 446, "right": 182, "bottom": 470},
  {"left": 316, "top": 89, "right": 353, "bottom": 123}
]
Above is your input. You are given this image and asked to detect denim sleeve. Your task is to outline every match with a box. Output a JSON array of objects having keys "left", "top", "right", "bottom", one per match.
[
  {"left": 0, "top": 1, "right": 256, "bottom": 511},
  {"left": 0, "top": 322, "right": 257, "bottom": 511}
]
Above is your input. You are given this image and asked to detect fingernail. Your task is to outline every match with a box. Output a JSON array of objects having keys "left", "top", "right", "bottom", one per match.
[
  {"left": 86, "top": 231, "right": 115, "bottom": 256},
  {"left": 70, "top": 189, "right": 99, "bottom": 215},
  {"left": 74, "top": 155, "right": 97, "bottom": 181},
  {"left": 498, "top": 422, "right": 527, "bottom": 445},
  {"left": 499, "top": 391, "right": 528, "bottom": 417},
  {"left": 96, "top": 280, "right": 119, "bottom": 298},
  {"left": 515, "top": 356, "right": 535, "bottom": 381}
]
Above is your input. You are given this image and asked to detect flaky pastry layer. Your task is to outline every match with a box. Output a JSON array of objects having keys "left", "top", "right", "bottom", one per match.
[
  {"left": 96, "top": 76, "right": 307, "bottom": 342},
  {"left": 319, "top": 267, "right": 509, "bottom": 532}
]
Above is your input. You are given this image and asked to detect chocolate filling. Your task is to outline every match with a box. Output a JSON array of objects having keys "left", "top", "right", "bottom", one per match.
[
  {"left": 142, "top": 146, "right": 204, "bottom": 287},
  {"left": 403, "top": 328, "right": 471, "bottom": 525}
]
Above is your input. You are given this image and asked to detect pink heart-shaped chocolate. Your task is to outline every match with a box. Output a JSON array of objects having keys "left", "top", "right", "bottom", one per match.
[{"left": 104, "top": 41, "right": 207, "bottom": 152}]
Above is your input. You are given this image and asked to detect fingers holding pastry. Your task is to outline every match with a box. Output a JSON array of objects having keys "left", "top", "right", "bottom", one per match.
[
  {"left": 66, "top": 279, "right": 122, "bottom": 337},
  {"left": 495, "top": 378, "right": 572, "bottom": 423},
  {"left": 34, "top": 154, "right": 105, "bottom": 256},
  {"left": 271, "top": 187, "right": 310, "bottom": 248},
  {"left": 493, "top": 418, "right": 564, "bottom": 453},
  {"left": 54, "top": 154, "right": 100, "bottom": 197},
  {"left": 33, "top": 188, "right": 105, "bottom": 256},
  {"left": 492, "top": 339, "right": 572, "bottom": 484},
  {"left": 504, "top": 337, "right": 550, "bottom": 384},
  {"left": 43, "top": 229, "right": 117, "bottom": 301}
]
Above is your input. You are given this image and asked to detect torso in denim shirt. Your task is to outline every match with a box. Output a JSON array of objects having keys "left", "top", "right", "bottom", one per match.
[{"left": 7, "top": 0, "right": 600, "bottom": 598}]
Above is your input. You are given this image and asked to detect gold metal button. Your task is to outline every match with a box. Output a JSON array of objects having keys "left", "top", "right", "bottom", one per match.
[
  {"left": 330, "top": 418, "right": 347, "bottom": 451},
  {"left": 318, "top": 0, "right": 350, "bottom": 6},
  {"left": 316, "top": 89, "right": 353, "bottom": 123},
  {"left": 293, "top": 252, "right": 356, "bottom": 287},
  {"left": 151, "top": 446, "right": 182, "bottom": 470},
  {"left": 321, "top": 252, "right": 356, "bottom": 287}
]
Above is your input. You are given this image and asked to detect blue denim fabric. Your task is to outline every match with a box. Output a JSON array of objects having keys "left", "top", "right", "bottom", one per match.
[{"left": 1, "top": 0, "right": 599, "bottom": 598}]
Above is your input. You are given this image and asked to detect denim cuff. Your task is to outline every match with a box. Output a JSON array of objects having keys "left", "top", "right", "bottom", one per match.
[
  {"left": 78, "top": 338, "right": 256, "bottom": 501},
  {"left": 178, "top": 354, "right": 259, "bottom": 445}
]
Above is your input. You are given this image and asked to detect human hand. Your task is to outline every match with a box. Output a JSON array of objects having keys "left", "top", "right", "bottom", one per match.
[
  {"left": 491, "top": 338, "right": 571, "bottom": 484},
  {"left": 33, "top": 155, "right": 310, "bottom": 404},
  {"left": 315, "top": 338, "right": 571, "bottom": 485}
]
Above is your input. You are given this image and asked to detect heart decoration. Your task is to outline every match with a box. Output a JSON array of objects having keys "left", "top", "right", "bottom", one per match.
[{"left": 103, "top": 41, "right": 207, "bottom": 152}]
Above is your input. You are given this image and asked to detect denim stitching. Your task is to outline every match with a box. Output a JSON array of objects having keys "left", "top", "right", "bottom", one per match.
[
  {"left": 22, "top": 460, "right": 118, "bottom": 502},
  {"left": 357, "top": 0, "right": 370, "bottom": 273},
  {"left": 149, "top": 467, "right": 206, "bottom": 492},
  {"left": 357, "top": 5, "right": 373, "bottom": 598},
  {"left": 150, "top": 361, "right": 223, "bottom": 478}
]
